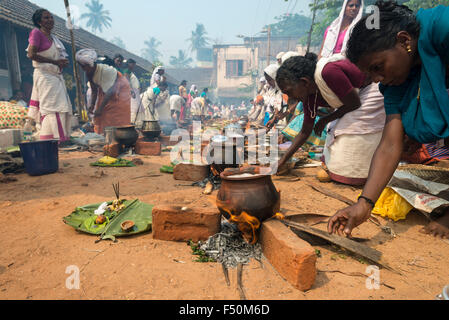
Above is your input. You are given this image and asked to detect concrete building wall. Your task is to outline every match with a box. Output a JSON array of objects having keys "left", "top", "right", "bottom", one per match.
[{"left": 214, "top": 45, "right": 258, "bottom": 99}]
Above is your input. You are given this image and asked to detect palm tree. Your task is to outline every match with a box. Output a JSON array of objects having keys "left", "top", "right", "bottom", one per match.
[
  {"left": 187, "top": 23, "right": 210, "bottom": 54},
  {"left": 141, "top": 37, "right": 162, "bottom": 63},
  {"left": 80, "top": 0, "right": 112, "bottom": 34},
  {"left": 169, "top": 50, "right": 193, "bottom": 69},
  {"left": 110, "top": 37, "right": 126, "bottom": 49}
]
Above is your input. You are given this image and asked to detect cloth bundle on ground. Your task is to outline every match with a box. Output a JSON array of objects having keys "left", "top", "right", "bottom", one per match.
[
  {"left": 63, "top": 199, "right": 153, "bottom": 242},
  {"left": 372, "top": 168, "right": 449, "bottom": 222},
  {"left": 0, "top": 102, "right": 28, "bottom": 129}
]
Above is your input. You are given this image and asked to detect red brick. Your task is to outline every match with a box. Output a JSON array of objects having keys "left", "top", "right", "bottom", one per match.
[
  {"left": 173, "top": 163, "right": 210, "bottom": 182},
  {"left": 259, "top": 220, "right": 317, "bottom": 291},
  {"left": 152, "top": 206, "right": 221, "bottom": 242},
  {"left": 135, "top": 141, "right": 161, "bottom": 156},
  {"left": 103, "top": 143, "right": 121, "bottom": 158}
]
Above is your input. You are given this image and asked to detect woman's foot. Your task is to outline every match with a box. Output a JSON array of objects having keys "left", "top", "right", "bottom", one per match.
[{"left": 420, "top": 210, "right": 449, "bottom": 239}]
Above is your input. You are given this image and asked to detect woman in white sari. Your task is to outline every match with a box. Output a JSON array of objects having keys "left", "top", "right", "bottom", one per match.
[
  {"left": 150, "top": 66, "right": 166, "bottom": 89},
  {"left": 141, "top": 82, "right": 171, "bottom": 122},
  {"left": 27, "top": 9, "right": 72, "bottom": 142},
  {"left": 126, "top": 59, "right": 144, "bottom": 126}
]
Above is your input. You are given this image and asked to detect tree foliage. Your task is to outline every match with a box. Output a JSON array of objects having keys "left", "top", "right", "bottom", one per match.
[
  {"left": 298, "top": 0, "right": 448, "bottom": 48},
  {"left": 403, "top": 0, "right": 449, "bottom": 10},
  {"left": 264, "top": 13, "right": 313, "bottom": 37},
  {"left": 187, "top": 23, "right": 210, "bottom": 53},
  {"left": 80, "top": 0, "right": 112, "bottom": 34},
  {"left": 141, "top": 37, "right": 162, "bottom": 64},
  {"left": 169, "top": 50, "right": 193, "bottom": 69}
]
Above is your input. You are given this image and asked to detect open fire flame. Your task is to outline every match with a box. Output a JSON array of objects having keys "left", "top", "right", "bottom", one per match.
[{"left": 216, "top": 199, "right": 260, "bottom": 245}]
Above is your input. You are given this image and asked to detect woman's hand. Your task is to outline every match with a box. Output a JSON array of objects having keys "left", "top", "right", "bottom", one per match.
[
  {"left": 55, "top": 58, "right": 69, "bottom": 69},
  {"left": 265, "top": 118, "right": 276, "bottom": 131},
  {"left": 327, "top": 200, "right": 373, "bottom": 237}
]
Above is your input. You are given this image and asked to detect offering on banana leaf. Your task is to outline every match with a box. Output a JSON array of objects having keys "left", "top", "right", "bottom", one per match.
[
  {"left": 90, "top": 157, "right": 136, "bottom": 167},
  {"left": 95, "top": 215, "right": 107, "bottom": 225},
  {"left": 108, "top": 199, "right": 125, "bottom": 213}
]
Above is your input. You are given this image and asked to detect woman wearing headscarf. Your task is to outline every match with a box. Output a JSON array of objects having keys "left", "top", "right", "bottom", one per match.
[
  {"left": 318, "top": 0, "right": 363, "bottom": 59},
  {"left": 150, "top": 66, "right": 166, "bottom": 88},
  {"left": 262, "top": 64, "right": 284, "bottom": 127},
  {"left": 75, "top": 49, "right": 131, "bottom": 135},
  {"left": 27, "top": 9, "right": 73, "bottom": 142},
  {"left": 141, "top": 82, "right": 171, "bottom": 123}
]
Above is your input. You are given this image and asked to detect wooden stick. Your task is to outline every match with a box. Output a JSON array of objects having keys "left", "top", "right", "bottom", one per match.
[
  {"left": 307, "top": 183, "right": 355, "bottom": 206},
  {"left": 281, "top": 219, "right": 401, "bottom": 275},
  {"left": 318, "top": 269, "right": 396, "bottom": 290},
  {"left": 63, "top": 0, "right": 86, "bottom": 120}
]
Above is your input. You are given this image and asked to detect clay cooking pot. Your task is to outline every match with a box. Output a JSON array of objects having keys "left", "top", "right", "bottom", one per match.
[{"left": 217, "top": 172, "right": 280, "bottom": 244}]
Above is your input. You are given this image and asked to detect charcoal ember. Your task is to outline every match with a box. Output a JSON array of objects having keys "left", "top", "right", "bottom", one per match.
[{"left": 199, "top": 222, "right": 262, "bottom": 269}]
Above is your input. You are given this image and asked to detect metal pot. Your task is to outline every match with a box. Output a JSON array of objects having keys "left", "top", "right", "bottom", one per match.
[
  {"left": 142, "top": 130, "right": 161, "bottom": 141},
  {"left": 142, "top": 120, "right": 161, "bottom": 132},
  {"left": 114, "top": 125, "right": 139, "bottom": 147},
  {"left": 216, "top": 173, "right": 281, "bottom": 244}
]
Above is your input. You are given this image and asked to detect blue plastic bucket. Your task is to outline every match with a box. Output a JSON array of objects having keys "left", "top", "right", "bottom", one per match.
[{"left": 19, "top": 140, "right": 59, "bottom": 176}]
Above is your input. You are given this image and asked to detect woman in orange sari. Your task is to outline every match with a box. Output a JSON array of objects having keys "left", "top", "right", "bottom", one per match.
[{"left": 76, "top": 49, "right": 131, "bottom": 134}]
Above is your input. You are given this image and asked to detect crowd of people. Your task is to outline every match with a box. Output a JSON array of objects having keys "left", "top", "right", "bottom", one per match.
[
  {"left": 244, "top": 0, "right": 449, "bottom": 239},
  {"left": 20, "top": 8, "right": 227, "bottom": 138},
  {"left": 14, "top": 1, "right": 449, "bottom": 239}
]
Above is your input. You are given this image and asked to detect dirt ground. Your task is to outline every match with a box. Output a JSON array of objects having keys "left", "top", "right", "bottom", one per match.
[{"left": 0, "top": 149, "right": 448, "bottom": 301}]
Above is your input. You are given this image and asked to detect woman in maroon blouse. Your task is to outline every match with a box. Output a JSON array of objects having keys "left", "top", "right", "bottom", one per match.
[
  {"left": 27, "top": 9, "right": 72, "bottom": 142},
  {"left": 276, "top": 53, "right": 385, "bottom": 185}
]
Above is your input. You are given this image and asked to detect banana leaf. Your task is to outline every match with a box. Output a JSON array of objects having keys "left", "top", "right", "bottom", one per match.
[
  {"left": 90, "top": 159, "right": 136, "bottom": 167},
  {"left": 63, "top": 199, "right": 153, "bottom": 242}
]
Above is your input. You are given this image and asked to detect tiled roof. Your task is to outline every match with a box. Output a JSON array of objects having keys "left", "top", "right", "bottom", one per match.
[{"left": 0, "top": 0, "right": 156, "bottom": 72}]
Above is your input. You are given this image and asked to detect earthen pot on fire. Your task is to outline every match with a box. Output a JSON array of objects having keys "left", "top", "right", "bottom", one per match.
[{"left": 216, "top": 171, "right": 280, "bottom": 244}]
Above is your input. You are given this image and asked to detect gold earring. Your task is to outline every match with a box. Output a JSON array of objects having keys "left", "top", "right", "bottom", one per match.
[{"left": 407, "top": 45, "right": 412, "bottom": 53}]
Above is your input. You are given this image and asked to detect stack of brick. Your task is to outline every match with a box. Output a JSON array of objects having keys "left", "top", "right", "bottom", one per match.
[{"left": 135, "top": 138, "right": 161, "bottom": 156}]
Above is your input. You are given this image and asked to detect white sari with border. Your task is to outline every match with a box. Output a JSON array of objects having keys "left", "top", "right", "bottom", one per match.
[{"left": 28, "top": 36, "right": 72, "bottom": 142}]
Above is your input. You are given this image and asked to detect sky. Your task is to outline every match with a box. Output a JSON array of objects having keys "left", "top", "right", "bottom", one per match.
[{"left": 30, "top": 0, "right": 312, "bottom": 65}]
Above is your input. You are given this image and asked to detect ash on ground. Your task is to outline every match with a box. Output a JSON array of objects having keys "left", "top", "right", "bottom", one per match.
[{"left": 199, "top": 222, "right": 262, "bottom": 269}]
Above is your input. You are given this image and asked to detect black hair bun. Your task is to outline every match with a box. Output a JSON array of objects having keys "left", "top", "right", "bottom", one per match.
[
  {"left": 304, "top": 52, "right": 318, "bottom": 64},
  {"left": 375, "top": 0, "right": 396, "bottom": 12}
]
